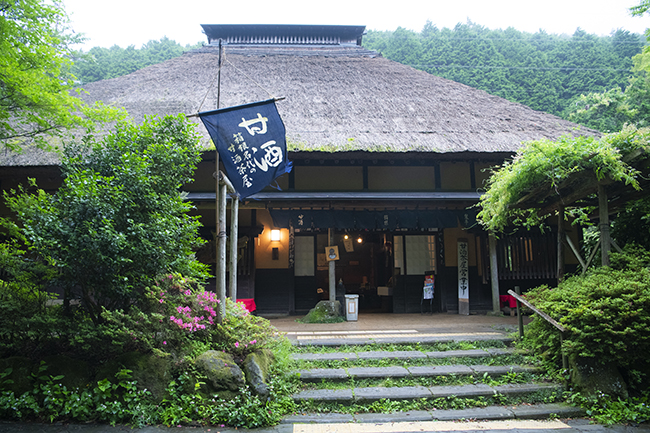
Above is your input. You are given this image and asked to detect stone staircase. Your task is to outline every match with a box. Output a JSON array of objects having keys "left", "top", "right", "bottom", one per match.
[{"left": 282, "top": 332, "right": 584, "bottom": 424}]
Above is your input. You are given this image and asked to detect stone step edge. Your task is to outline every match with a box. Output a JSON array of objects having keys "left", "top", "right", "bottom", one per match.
[
  {"left": 292, "top": 347, "right": 520, "bottom": 362},
  {"left": 281, "top": 402, "right": 584, "bottom": 424},
  {"left": 291, "top": 335, "right": 514, "bottom": 347},
  {"left": 293, "top": 382, "right": 564, "bottom": 402},
  {"left": 294, "top": 364, "right": 542, "bottom": 382}
]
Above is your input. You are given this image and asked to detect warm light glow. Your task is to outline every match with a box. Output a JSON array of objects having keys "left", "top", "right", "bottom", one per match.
[
  {"left": 344, "top": 234, "right": 349, "bottom": 240},
  {"left": 271, "top": 229, "right": 281, "bottom": 242},
  {"left": 357, "top": 236, "right": 363, "bottom": 244}
]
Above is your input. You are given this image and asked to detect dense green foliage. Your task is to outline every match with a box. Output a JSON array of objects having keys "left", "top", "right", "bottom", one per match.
[
  {"left": 0, "top": 0, "right": 124, "bottom": 150},
  {"left": 363, "top": 22, "right": 644, "bottom": 119},
  {"left": 612, "top": 195, "right": 650, "bottom": 250},
  {"left": 524, "top": 246, "right": 650, "bottom": 394},
  {"left": 0, "top": 263, "right": 294, "bottom": 427},
  {"left": 71, "top": 37, "right": 203, "bottom": 84},
  {"left": 477, "top": 126, "right": 649, "bottom": 232},
  {"left": 0, "top": 364, "right": 293, "bottom": 428},
  {"left": 3, "top": 115, "right": 208, "bottom": 322},
  {"left": 565, "top": 48, "right": 650, "bottom": 132}
]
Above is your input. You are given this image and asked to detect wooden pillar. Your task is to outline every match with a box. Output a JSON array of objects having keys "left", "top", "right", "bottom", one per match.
[
  {"left": 598, "top": 183, "right": 611, "bottom": 267},
  {"left": 217, "top": 181, "right": 227, "bottom": 323},
  {"left": 214, "top": 151, "right": 222, "bottom": 323},
  {"left": 328, "top": 228, "right": 336, "bottom": 302},
  {"left": 557, "top": 206, "right": 565, "bottom": 282},
  {"left": 515, "top": 286, "right": 524, "bottom": 339},
  {"left": 229, "top": 197, "right": 239, "bottom": 303},
  {"left": 489, "top": 232, "right": 500, "bottom": 313}
]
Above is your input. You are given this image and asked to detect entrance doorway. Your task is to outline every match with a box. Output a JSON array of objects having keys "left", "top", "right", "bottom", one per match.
[{"left": 314, "top": 231, "right": 393, "bottom": 312}]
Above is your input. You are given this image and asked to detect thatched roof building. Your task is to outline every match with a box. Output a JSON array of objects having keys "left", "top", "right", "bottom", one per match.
[
  {"left": 1, "top": 24, "right": 600, "bottom": 315},
  {"left": 74, "top": 24, "right": 598, "bottom": 156}
]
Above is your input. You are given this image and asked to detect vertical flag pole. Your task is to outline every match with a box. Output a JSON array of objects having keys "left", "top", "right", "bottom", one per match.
[
  {"left": 215, "top": 39, "right": 226, "bottom": 324},
  {"left": 218, "top": 180, "right": 227, "bottom": 321},
  {"left": 229, "top": 198, "right": 239, "bottom": 303}
]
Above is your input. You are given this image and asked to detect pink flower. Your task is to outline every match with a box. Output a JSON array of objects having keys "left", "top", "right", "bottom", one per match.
[
  {"left": 163, "top": 341, "right": 167, "bottom": 345},
  {"left": 234, "top": 342, "right": 239, "bottom": 348}
]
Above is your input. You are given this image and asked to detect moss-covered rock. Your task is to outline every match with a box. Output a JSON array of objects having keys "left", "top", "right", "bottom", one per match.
[
  {"left": 243, "top": 349, "right": 274, "bottom": 398},
  {"left": 0, "top": 357, "right": 35, "bottom": 395},
  {"left": 298, "top": 300, "right": 344, "bottom": 323},
  {"left": 569, "top": 355, "right": 629, "bottom": 400},
  {"left": 41, "top": 355, "right": 91, "bottom": 391},
  {"left": 95, "top": 352, "right": 173, "bottom": 401},
  {"left": 195, "top": 350, "right": 245, "bottom": 392}
]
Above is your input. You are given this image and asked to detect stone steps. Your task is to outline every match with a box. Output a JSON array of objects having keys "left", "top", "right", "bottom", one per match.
[
  {"left": 293, "top": 382, "right": 563, "bottom": 403},
  {"left": 291, "top": 347, "right": 517, "bottom": 362},
  {"left": 291, "top": 334, "right": 514, "bottom": 347},
  {"left": 286, "top": 336, "right": 582, "bottom": 423},
  {"left": 295, "top": 364, "right": 542, "bottom": 382},
  {"left": 282, "top": 402, "right": 584, "bottom": 424}
]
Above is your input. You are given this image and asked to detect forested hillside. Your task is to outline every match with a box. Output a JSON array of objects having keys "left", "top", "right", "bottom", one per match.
[
  {"left": 70, "top": 23, "right": 647, "bottom": 131},
  {"left": 363, "top": 22, "right": 645, "bottom": 119},
  {"left": 71, "top": 37, "right": 202, "bottom": 84}
]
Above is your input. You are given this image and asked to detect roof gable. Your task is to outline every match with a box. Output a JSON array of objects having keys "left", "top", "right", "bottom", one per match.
[{"left": 201, "top": 24, "right": 366, "bottom": 46}]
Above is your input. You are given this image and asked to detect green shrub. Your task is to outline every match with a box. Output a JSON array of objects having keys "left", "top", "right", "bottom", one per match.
[
  {"left": 211, "top": 298, "right": 290, "bottom": 361},
  {"left": 4, "top": 115, "right": 209, "bottom": 323},
  {"left": 524, "top": 245, "right": 650, "bottom": 392}
]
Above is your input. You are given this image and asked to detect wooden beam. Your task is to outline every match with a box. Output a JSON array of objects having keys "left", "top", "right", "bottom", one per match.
[
  {"left": 229, "top": 197, "right": 239, "bottom": 303},
  {"left": 598, "top": 183, "right": 611, "bottom": 267},
  {"left": 217, "top": 181, "right": 227, "bottom": 323},
  {"left": 582, "top": 238, "right": 601, "bottom": 277},
  {"left": 557, "top": 206, "right": 565, "bottom": 282},
  {"left": 489, "top": 232, "right": 500, "bottom": 313},
  {"left": 565, "top": 235, "right": 587, "bottom": 271},
  {"left": 508, "top": 289, "right": 565, "bottom": 332}
]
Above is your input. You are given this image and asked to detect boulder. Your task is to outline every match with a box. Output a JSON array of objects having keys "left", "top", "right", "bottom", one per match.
[
  {"left": 569, "top": 355, "right": 628, "bottom": 399},
  {"left": 195, "top": 350, "right": 245, "bottom": 392},
  {"left": 299, "top": 300, "right": 344, "bottom": 323},
  {"left": 0, "top": 357, "right": 35, "bottom": 395},
  {"left": 41, "top": 355, "right": 91, "bottom": 391},
  {"left": 243, "top": 349, "right": 275, "bottom": 398},
  {"left": 95, "top": 352, "right": 173, "bottom": 401}
]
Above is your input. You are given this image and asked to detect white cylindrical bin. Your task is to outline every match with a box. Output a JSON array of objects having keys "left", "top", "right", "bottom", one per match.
[{"left": 345, "top": 294, "right": 359, "bottom": 321}]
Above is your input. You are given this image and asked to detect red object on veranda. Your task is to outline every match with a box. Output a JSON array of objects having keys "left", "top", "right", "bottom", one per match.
[
  {"left": 238, "top": 298, "right": 256, "bottom": 313},
  {"left": 499, "top": 295, "right": 517, "bottom": 309}
]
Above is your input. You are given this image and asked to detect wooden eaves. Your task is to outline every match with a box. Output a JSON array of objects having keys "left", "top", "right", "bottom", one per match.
[{"left": 505, "top": 149, "right": 650, "bottom": 273}]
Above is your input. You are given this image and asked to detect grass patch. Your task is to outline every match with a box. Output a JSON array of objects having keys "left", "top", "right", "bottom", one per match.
[
  {"left": 296, "top": 354, "right": 530, "bottom": 370},
  {"left": 297, "top": 371, "right": 543, "bottom": 391},
  {"left": 293, "top": 388, "right": 566, "bottom": 415},
  {"left": 290, "top": 340, "right": 508, "bottom": 354}
]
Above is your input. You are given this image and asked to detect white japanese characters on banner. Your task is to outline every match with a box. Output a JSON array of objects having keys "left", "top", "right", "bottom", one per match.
[{"left": 198, "top": 99, "right": 292, "bottom": 199}]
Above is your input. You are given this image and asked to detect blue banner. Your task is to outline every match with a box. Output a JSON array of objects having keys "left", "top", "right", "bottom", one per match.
[{"left": 198, "top": 99, "right": 291, "bottom": 199}]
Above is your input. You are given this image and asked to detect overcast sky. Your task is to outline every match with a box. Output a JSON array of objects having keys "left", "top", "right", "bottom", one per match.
[{"left": 63, "top": 0, "right": 650, "bottom": 50}]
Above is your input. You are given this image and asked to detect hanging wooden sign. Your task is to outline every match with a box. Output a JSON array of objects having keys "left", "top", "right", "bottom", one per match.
[{"left": 458, "top": 239, "right": 469, "bottom": 315}]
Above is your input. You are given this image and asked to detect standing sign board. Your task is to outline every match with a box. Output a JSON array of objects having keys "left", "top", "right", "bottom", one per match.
[
  {"left": 457, "top": 239, "right": 469, "bottom": 315},
  {"left": 423, "top": 273, "right": 434, "bottom": 299}
]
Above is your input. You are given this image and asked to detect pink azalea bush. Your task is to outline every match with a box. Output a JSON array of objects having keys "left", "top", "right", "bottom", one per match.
[{"left": 99, "top": 273, "right": 285, "bottom": 360}]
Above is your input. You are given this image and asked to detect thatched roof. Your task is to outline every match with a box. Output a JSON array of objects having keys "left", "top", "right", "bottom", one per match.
[{"left": 2, "top": 25, "right": 600, "bottom": 166}]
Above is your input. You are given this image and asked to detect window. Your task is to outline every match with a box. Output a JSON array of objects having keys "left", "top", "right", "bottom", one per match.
[
  {"left": 394, "top": 235, "right": 437, "bottom": 275},
  {"left": 497, "top": 232, "right": 556, "bottom": 279},
  {"left": 294, "top": 236, "right": 315, "bottom": 276}
]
